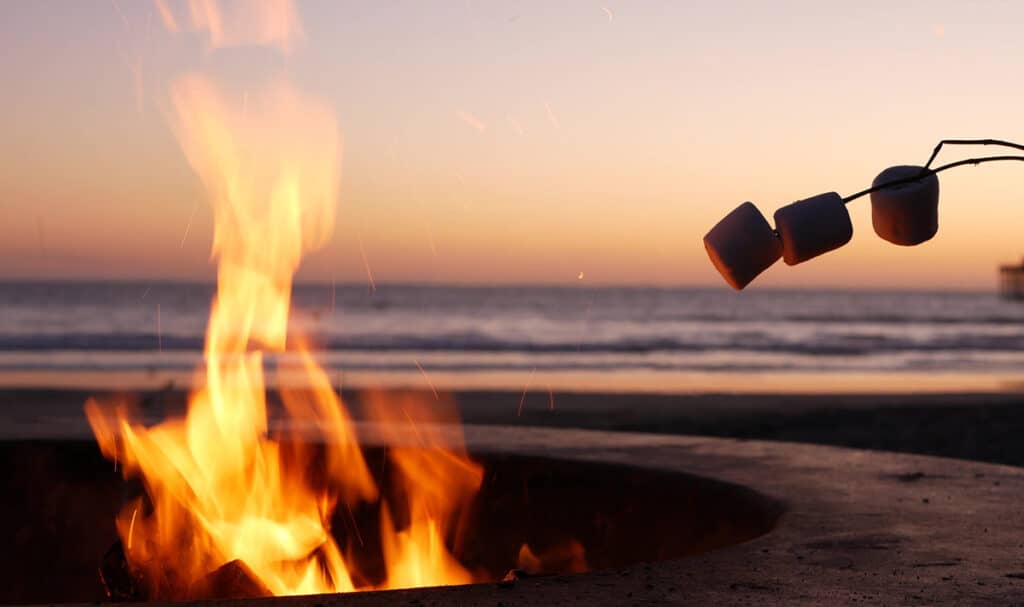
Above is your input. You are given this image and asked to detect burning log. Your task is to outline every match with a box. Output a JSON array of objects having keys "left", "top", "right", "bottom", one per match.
[
  {"left": 188, "top": 560, "right": 272, "bottom": 600},
  {"left": 100, "top": 539, "right": 270, "bottom": 601},
  {"left": 498, "top": 568, "right": 533, "bottom": 588},
  {"left": 499, "top": 541, "right": 588, "bottom": 588},
  {"left": 98, "top": 541, "right": 142, "bottom": 602}
]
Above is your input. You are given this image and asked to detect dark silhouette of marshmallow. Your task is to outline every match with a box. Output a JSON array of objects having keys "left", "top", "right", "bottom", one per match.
[
  {"left": 773, "top": 192, "right": 852, "bottom": 265},
  {"left": 870, "top": 165, "right": 939, "bottom": 246},
  {"left": 703, "top": 202, "right": 782, "bottom": 290}
]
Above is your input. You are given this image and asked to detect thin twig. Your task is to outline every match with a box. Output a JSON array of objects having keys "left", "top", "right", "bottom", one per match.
[
  {"left": 923, "top": 138, "right": 1024, "bottom": 170},
  {"left": 843, "top": 155, "right": 1024, "bottom": 204}
]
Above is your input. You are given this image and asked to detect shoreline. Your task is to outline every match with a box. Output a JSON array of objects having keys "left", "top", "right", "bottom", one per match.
[
  {"left": 0, "top": 367, "right": 1021, "bottom": 396},
  {"left": 3, "top": 386, "right": 1024, "bottom": 467}
]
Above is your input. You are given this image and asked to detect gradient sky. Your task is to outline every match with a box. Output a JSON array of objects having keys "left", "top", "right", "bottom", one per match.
[{"left": 2, "top": 0, "right": 1023, "bottom": 289}]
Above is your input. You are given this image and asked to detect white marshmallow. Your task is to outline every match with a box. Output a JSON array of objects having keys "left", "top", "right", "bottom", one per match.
[
  {"left": 773, "top": 192, "right": 852, "bottom": 265},
  {"left": 870, "top": 165, "right": 939, "bottom": 246},
  {"left": 703, "top": 201, "right": 782, "bottom": 290}
]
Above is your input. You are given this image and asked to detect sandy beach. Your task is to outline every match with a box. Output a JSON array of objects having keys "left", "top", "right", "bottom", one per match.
[{"left": 5, "top": 386, "right": 1024, "bottom": 467}]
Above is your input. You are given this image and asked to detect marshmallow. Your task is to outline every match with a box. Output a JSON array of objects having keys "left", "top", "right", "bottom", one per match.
[
  {"left": 703, "top": 201, "right": 782, "bottom": 290},
  {"left": 869, "top": 165, "right": 940, "bottom": 246},
  {"left": 773, "top": 192, "right": 852, "bottom": 265}
]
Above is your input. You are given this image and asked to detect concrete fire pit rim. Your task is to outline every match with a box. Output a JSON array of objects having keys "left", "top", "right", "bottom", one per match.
[
  {"left": 12, "top": 417, "right": 1024, "bottom": 478},
  {"left": 11, "top": 426, "right": 1024, "bottom": 605}
]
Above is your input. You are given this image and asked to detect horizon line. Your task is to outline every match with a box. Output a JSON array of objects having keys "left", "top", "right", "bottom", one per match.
[{"left": 0, "top": 277, "right": 996, "bottom": 295}]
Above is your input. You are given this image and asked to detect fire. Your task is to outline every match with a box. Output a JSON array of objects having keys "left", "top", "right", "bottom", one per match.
[
  {"left": 364, "top": 391, "right": 483, "bottom": 589},
  {"left": 178, "top": 0, "right": 301, "bottom": 53},
  {"left": 84, "top": 0, "right": 493, "bottom": 598}
]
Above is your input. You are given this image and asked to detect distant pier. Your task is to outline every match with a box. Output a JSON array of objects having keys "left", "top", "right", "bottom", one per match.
[{"left": 999, "top": 258, "right": 1024, "bottom": 300}]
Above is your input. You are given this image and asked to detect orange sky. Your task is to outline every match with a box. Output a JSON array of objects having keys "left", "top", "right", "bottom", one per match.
[{"left": 1, "top": 1, "right": 1023, "bottom": 289}]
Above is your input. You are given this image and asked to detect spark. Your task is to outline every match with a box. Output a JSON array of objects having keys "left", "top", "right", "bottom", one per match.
[
  {"left": 138, "top": 286, "right": 151, "bottom": 302},
  {"left": 602, "top": 7, "right": 614, "bottom": 22},
  {"left": 517, "top": 367, "right": 537, "bottom": 417},
  {"left": 127, "top": 506, "right": 139, "bottom": 550},
  {"left": 414, "top": 359, "right": 440, "bottom": 401},
  {"left": 180, "top": 202, "right": 198, "bottom": 247},
  {"left": 357, "top": 235, "right": 377, "bottom": 295},
  {"left": 506, "top": 114, "right": 524, "bottom": 136},
  {"left": 98, "top": 568, "right": 111, "bottom": 598},
  {"left": 110, "top": 0, "right": 130, "bottom": 29},
  {"left": 577, "top": 271, "right": 584, "bottom": 280},
  {"left": 342, "top": 501, "right": 364, "bottom": 547},
  {"left": 153, "top": 0, "right": 179, "bottom": 32},
  {"left": 544, "top": 102, "right": 560, "bottom": 130},
  {"left": 156, "top": 303, "right": 162, "bottom": 353},
  {"left": 456, "top": 109, "right": 487, "bottom": 133},
  {"left": 401, "top": 406, "right": 428, "bottom": 446}
]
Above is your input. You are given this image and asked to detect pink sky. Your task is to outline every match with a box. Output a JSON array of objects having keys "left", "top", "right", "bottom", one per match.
[{"left": 1, "top": 1, "right": 1023, "bottom": 289}]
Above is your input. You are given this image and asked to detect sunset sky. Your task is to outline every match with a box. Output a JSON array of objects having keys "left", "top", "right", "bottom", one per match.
[{"left": 1, "top": 0, "right": 1023, "bottom": 289}]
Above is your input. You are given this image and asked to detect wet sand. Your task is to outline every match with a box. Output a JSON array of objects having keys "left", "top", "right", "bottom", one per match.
[{"left": 2, "top": 387, "right": 1024, "bottom": 466}]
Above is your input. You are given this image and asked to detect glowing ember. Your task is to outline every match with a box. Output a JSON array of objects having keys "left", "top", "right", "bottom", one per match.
[
  {"left": 456, "top": 109, "right": 487, "bottom": 133},
  {"left": 84, "top": 0, "right": 525, "bottom": 599}
]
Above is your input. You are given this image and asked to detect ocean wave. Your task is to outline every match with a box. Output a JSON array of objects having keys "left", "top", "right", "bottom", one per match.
[
  {"left": 0, "top": 356, "right": 1016, "bottom": 374},
  {"left": 2, "top": 330, "right": 1024, "bottom": 356},
  {"left": 642, "top": 312, "right": 1024, "bottom": 325}
]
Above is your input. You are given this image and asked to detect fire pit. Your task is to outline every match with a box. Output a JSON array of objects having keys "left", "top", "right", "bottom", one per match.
[
  {"left": 2, "top": 421, "right": 1023, "bottom": 605},
  {"left": 0, "top": 423, "right": 774, "bottom": 601},
  {"left": 0, "top": 424, "right": 780, "bottom": 604}
]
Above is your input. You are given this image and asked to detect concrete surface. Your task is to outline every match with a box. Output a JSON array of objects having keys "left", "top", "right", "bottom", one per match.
[{"left": 51, "top": 424, "right": 1024, "bottom": 606}]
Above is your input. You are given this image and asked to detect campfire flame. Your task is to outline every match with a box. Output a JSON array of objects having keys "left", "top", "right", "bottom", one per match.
[{"left": 85, "top": 0, "right": 493, "bottom": 598}]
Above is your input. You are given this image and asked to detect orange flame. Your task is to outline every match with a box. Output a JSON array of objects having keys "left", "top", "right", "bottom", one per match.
[
  {"left": 154, "top": 0, "right": 301, "bottom": 52},
  {"left": 86, "top": 0, "right": 493, "bottom": 598},
  {"left": 363, "top": 391, "right": 483, "bottom": 589}
]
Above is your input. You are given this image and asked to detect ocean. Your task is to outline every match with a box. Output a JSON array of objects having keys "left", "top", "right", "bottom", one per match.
[{"left": 0, "top": 281, "right": 1022, "bottom": 394}]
